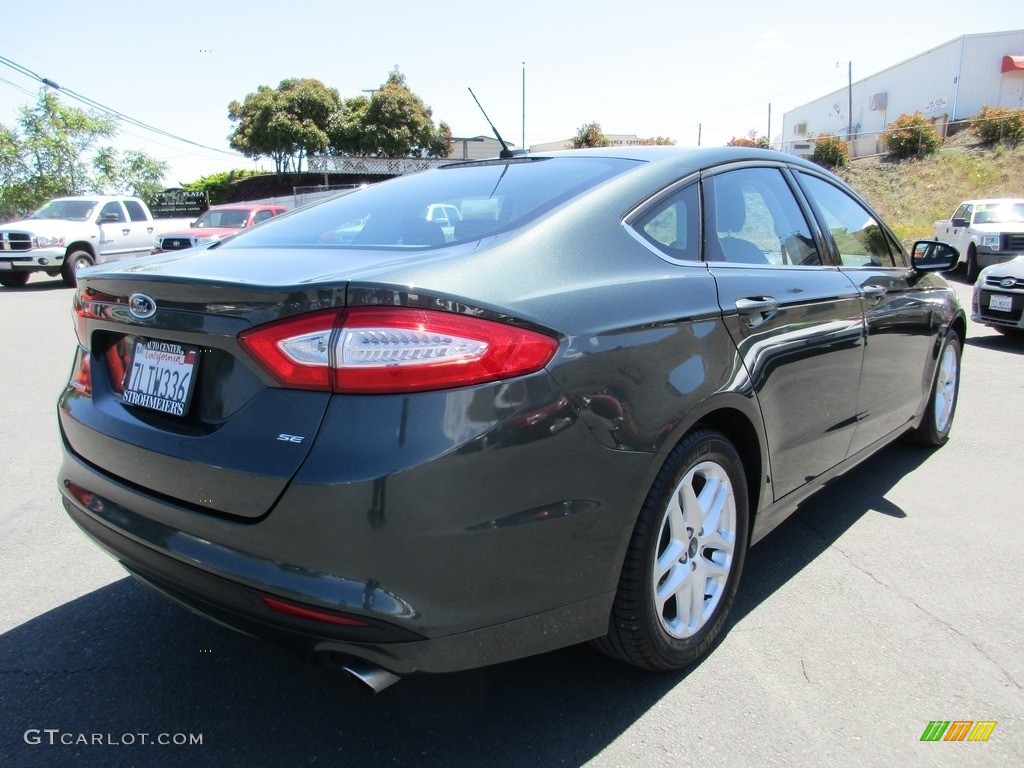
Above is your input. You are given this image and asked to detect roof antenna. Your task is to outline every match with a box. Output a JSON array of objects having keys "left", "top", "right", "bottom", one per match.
[{"left": 468, "top": 87, "right": 525, "bottom": 159}]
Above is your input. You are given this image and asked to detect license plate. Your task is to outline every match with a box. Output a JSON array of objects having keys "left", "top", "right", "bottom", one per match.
[
  {"left": 123, "top": 339, "right": 199, "bottom": 416},
  {"left": 989, "top": 293, "right": 1013, "bottom": 312},
  {"left": 0, "top": 262, "right": 12, "bottom": 270}
]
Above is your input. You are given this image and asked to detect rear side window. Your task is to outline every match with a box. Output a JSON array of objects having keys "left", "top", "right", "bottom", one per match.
[
  {"left": 632, "top": 183, "right": 700, "bottom": 261},
  {"left": 230, "top": 157, "right": 640, "bottom": 249},
  {"left": 124, "top": 200, "right": 148, "bottom": 222}
]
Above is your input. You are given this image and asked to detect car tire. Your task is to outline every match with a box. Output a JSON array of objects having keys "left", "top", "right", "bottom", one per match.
[
  {"left": 910, "top": 333, "right": 961, "bottom": 447},
  {"left": 0, "top": 272, "right": 31, "bottom": 288},
  {"left": 62, "top": 249, "right": 94, "bottom": 287},
  {"left": 965, "top": 246, "right": 979, "bottom": 283},
  {"left": 595, "top": 428, "right": 749, "bottom": 671}
]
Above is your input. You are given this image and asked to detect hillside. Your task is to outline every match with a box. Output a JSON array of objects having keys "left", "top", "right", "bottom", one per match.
[
  {"left": 220, "top": 135, "right": 1023, "bottom": 245},
  {"left": 838, "top": 132, "right": 1024, "bottom": 243}
]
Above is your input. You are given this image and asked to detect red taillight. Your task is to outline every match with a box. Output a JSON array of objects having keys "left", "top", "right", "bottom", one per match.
[
  {"left": 261, "top": 596, "right": 370, "bottom": 627},
  {"left": 239, "top": 307, "right": 558, "bottom": 394},
  {"left": 70, "top": 348, "right": 92, "bottom": 396},
  {"left": 73, "top": 287, "right": 121, "bottom": 347}
]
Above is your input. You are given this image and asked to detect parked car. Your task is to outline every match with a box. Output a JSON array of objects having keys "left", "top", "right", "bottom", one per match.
[
  {"left": 152, "top": 203, "right": 288, "bottom": 253},
  {"left": 933, "top": 198, "right": 1024, "bottom": 281},
  {"left": 0, "top": 195, "right": 194, "bottom": 287},
  {"left": 972, "top": 256, "right": 1024, "bottom": 333},
  {"left": 57, "top": 147, "right": 964, "bottom": 691}
]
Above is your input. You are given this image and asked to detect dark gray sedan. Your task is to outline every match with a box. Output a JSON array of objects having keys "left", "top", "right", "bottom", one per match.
[{"left": 57, "top": 147, "right": 964, "bottom": 691}]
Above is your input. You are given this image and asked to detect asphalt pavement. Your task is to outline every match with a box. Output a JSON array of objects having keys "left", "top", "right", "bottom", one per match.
[{"left": 1, "top": 272, "right": 1021, "bottom": 767}]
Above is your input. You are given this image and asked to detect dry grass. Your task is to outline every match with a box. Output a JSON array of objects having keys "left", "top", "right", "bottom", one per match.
[{"left": 836, "top": 132, "right": 1024, "bottom": 244}]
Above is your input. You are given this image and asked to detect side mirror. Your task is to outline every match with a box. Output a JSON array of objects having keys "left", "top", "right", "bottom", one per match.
[
  {"left": 951, "top": 217, "right": 969, "bottom": 228},
  {"left": 911, "top": 240, "right": 959, "bottom": 271},
  {"left": 102, "top": 212, "right": 121, "bottom": 222}
]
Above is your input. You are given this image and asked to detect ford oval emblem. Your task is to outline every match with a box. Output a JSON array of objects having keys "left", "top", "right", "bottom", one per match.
[
  {"left": 1000, "top": 278, "right": 1016, "bottom": 288},
  {"left": 128, "top": 293, "right": 157, "bottom": 320}
]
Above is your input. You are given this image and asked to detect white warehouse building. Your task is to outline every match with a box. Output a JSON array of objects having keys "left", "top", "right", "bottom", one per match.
[{"left": 779, "top": 29, "right": 1024, "bottom": 158}]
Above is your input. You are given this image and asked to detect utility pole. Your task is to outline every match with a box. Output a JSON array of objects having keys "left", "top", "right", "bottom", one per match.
[
  {"left": 847, "top": 61, "right": 853, "bottom": 141},
  {"left": 522, "top": 61, "right": 526, "bottom": 150}
]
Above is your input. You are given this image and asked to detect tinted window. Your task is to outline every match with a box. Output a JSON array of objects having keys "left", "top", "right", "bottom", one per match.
[
  {"left": 230, "top": 157, "right": 639, "bottom": 250},
  {"left": 799, "top": 174, "right": 896, "bottom": 267},
  {"left": 705, "top": 168, "right": 822, "bottom": 266},
  {"left": 124, "top": 200, "right": 148, "bottom": 222},
  {"left": 633, "top": 183, "right": 700, "bottom": 261},
  {"left": 99, "top": 202, "right": 125, "bottom": 223}
]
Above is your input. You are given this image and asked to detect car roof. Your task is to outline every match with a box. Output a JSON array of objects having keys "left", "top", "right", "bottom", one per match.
[{"left": 453, "top": 145, "right": 826, "bottom": 176}]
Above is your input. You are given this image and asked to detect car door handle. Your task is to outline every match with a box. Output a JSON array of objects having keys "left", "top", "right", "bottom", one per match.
[
  {"left": 735, "top": 297, "right": 779, "bottom": 328},
  {"left": 121, "top": 228, "right": 131, "bottom": 236},
  {"left": 860, "top": 285, "right": 886, "bottom": 305}
]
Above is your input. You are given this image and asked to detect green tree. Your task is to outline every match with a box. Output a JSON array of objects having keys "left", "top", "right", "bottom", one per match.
[
  {"left": 328, "top": 68, "right": 452, "bottom": 158},
  {"left": 228, "top": 78, "right": 341, "bottom": 174},
  {"left": 92, "top": 148, "right": 167, "bottom": 201},
  {"left": 0, "top": 90, "right": 166, "bottom": 219},
  {"left": 568, "top": 122, "right": 610, "bottom": 149}
]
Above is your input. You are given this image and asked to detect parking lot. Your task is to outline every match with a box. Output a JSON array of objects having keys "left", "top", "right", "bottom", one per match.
[{"left": 1, "top": 272, "right": 1021, "bottom": 767}]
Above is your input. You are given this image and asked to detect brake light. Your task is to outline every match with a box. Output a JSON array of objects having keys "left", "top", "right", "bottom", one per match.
[
  {"left": 239, "top": 307, "right": 558, "bottom": 394},
  {"left": 73, "top": 288, "right": 122, "bottom": 347},
  {"left": 69, "top": 348, "right": 92, "bottom": 397}
]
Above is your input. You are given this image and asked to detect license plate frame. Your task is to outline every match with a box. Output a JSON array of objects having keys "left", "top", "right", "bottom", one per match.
[
  {"left": 989, "top": 293, "right": 1013, "bottom": 312},
  {"left": 123, "top": 338, "right": 200, "bottom": 416}
]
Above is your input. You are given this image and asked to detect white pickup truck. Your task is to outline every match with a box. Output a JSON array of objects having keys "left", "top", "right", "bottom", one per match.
[
  {"left": 933, "top": 198, "right": 1024, "bottom": 281},
  {"left": 0, "top": 196, "right": 193, "bottom": 288}
]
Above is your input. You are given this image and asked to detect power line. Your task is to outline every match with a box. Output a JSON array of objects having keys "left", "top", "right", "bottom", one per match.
[{"left": 0, "top": 54, "right": 239, "bottom": 158}]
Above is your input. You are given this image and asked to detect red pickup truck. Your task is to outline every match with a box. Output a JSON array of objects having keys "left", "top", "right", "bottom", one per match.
[{"left": 152, "top": 203, "right": 288, "bottom": 253}]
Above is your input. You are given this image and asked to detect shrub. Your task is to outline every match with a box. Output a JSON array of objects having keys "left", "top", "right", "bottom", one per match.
[
  {"left": 181, "top": 169, "right": 263, "bottom": 205},
  {"left": 882, "top": 113, "right": 941, "bottom": 158},
  {"left": 727, "top": 131, "right": 769, "bottom": 149},
  {"left": 810, "top": 133, "right": 848, "bottom": 168},
  {"left": 971, "top": 105, "right": 1024, "bottom": 145}
]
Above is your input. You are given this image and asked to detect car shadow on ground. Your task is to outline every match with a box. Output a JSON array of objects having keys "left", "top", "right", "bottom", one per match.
[
  {"left": 966, "top": 333, "right": 1024, "bottom": 354},
  {"left": 0, "top": 278, "right": 70, "bottom": 293},
  {"left": 0, "top": 445, "right": 932, "bottom": 768}
]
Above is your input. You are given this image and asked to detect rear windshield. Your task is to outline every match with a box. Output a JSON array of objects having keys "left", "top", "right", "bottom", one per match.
[{"left": 225, "top": 156, "right": 639, "bottom": 250}]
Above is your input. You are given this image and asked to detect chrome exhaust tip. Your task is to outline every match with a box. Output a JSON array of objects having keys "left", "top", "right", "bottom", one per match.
[{"left": 341, "top": 662, "right": 401, "bottom": 693}]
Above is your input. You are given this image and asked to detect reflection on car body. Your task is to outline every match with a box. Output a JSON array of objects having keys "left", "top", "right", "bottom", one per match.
[
  {"left": 58, "top": 146, "right": 964, "bottom": 691},
  {"left": 972, "top": 256, "right": 1024, "bottom": 334}
]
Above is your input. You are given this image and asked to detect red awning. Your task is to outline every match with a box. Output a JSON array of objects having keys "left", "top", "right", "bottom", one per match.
[{"left": 1002, "top": 55, "right": 1024, "bottom": 74}]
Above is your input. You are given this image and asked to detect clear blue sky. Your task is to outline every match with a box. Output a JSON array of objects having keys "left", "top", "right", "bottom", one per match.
[{"left": 2, "top": 0, "right": 1022, "bottom": 184}]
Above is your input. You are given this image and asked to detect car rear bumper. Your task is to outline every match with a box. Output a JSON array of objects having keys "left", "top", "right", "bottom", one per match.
[
  {"left": 60, "top": 478, "right": 614, "bottom": 674},
  {"left": 57, "top": 374, "right": 654, "bottom": 674}
]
